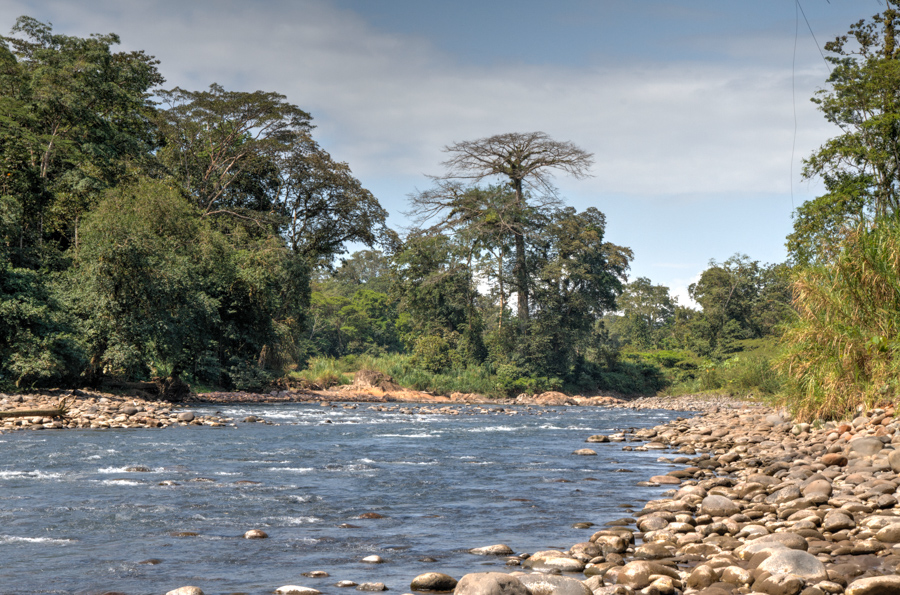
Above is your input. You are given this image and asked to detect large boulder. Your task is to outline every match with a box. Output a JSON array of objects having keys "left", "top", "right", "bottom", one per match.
[
  {"left": 700, "top": 495, "right": 740, "bottom": 517},
  {"left": 757, "top": 550, "right": 827, "bottom": 582},
  {"left": 411, "top": 573, "right": 457, "bottom": 592},
  {"left": 750, "top": 532, "right": 809, "bottom": 552},
  {"left": 454, "top": 573, "right": 528, "bottom": 595},
  {"left": 766, "top": 484, "right": 801, "bottom": 505},
  {"left": 522, "top": 551, "right": 585, "bottom": 572},
  {"left": 850, "top": 437, "right": 885, "bottom": 456},
  {"left": 875, "top": 523, "right": 900, "bottom": 543},
  {"left": 514, "top": 574, "right": 591, "bottom": 595},
  {"left": 615, "top": 561, "right": 679, "bottom": 590},
  {"left": 846, "top": 575, "right": 900, "bottom": 595}
]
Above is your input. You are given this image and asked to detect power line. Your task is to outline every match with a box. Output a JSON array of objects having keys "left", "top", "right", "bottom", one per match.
[
  {"left": 790, "top": 0, "right": 833, "bottom": 213},
  {"left": 797, "top": 0, "right": 832, "bottom": 73}
]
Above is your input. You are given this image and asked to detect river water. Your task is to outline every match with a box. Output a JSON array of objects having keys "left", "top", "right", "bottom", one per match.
[{"left": 0, "top": 402, "right": 689, "bottom": 595}]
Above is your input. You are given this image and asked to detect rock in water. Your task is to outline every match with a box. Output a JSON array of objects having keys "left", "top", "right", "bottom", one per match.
[
  {"left": 468, "top": 544, "right": 514, "bottom": 555},
  {"left": 454, "top": 573, "right": 528, "bottom": 595},
  {"left": 243, "top": 529, "right": 268, "bottom": 539},
  {"left": 410, "top": 572, "right": 458, "bottom": 591},
  {"left": 514, "top": 574, "right": 591, "bottom": 595},
  {"left": 275, "top": 587, "right": 321, "bottom": 595},
  {"left": 166, "top": 588, "right": 204, "bottom": 595}
]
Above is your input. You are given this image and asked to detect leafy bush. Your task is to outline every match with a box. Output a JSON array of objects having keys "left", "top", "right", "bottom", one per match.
[
  {"left": 0, "top": 262, "right": 84, "bottom": 388},
  {"left": 411, "top": 335, "right": 452, "bottom": 374}
]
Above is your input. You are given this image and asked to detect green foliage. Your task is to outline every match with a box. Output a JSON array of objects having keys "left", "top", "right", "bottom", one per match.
[
  {"left": 70, "top": 179, "right": 216, "bottom": 379},
  {"left": 803, "top": 4, "right": 900, "bottom": 221},
  {"left": 0, "top": 16, "right": 163, "bottom": 262},
  {"left": 688, "top": 254, "right": 792, "bottom": 357},
  {"left": 0, "top": 260, "right": 83, "bottom": 388},
  {"left": 69, "top": 178, "right": 308, "bottom": 390},
  {"left": 786, "top": 174, "right": 869, "bottom": 266},
  {"left": 411, "top": 335, "right": 452, "bottom": 374},
  {"left": 777, "top": 220, "right": 900, "bottom": 419},
  {"left": 288, "top": 357, "right": 353, "bottom": 388},
  {"left": 607, "top": 277, "right": 677, "bottom": 349}
]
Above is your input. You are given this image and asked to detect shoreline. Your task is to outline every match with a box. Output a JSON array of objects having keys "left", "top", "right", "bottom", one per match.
[
  {"left": 0, "top": 386, "right": 744, "bottom": 433},
  {"left": 483, "top": 400, "right": 900, "bottom": 595},
  {"left": 9, "top": 388, "right": 898, "bottom": 595}
]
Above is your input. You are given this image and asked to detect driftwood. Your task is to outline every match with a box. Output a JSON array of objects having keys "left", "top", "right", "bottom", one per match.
[{"left": 0, "top": 397, "right": 73, "bottom": 419}]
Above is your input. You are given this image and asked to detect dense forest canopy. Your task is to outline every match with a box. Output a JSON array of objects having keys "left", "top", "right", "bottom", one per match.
[{"left": 10, "top": 12, "right": 882, "bottom": 411}]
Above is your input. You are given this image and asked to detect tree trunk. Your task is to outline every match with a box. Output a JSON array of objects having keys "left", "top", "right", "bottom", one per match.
[
  {"left": 498, "top": 246, "right": 505, "bottom": 330},
  {"left": 512, "top": 179, "right": 529, "bottom": 334}
]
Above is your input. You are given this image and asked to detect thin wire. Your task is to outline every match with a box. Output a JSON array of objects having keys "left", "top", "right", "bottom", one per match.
[
  {"left": 791, "top": 0, "right": 799, "bottom": 211},
  {"left": 798, "top": 0, "right": 832, "bottom": 73},
  {"left": 790, "top": 0, "right": 833, "bottom": 213}
]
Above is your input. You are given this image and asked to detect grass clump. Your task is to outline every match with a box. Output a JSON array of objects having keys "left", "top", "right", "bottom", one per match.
[
  {"left": 776, "top": 222, "right": 900, "bottom": 420},
  {"left": 287, "top": 357, "right": 353, "bottom": 389}
]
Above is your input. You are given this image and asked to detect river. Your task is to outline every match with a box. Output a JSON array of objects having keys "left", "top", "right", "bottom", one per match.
[{"left": 0, "top": 402, "right": 689, "bottom": 595}]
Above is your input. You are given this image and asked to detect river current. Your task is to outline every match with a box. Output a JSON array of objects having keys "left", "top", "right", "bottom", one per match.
[{"left": 0, "top": 403, "right": 689, "bottom": 595}]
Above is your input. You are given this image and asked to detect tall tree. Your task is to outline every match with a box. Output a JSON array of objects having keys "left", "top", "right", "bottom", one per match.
[
  {"left": 614, "top": 277, "right": 678, "bottom": 349},
  {"left": 802, "top": 2, "right": 900, "bottom": 221},
  {"left": 276, "top": 135, "right": 397, "bottom": 263},
  {"left": 155, "top": 84, "right": 311, "bottom": 222},
  {"left": 0, "top": 16, "right": 163, "bottom": 260},
  {"left": 525, "top": 207, "right": 631, "bottom": 375},
  {"left": 414, "top": 132, "right": 594, "bottom": 331}
]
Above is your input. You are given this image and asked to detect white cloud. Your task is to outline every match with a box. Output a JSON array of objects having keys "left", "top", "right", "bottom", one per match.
[{"left": 0, "top": 0, "right": 838, "bottom": 202}]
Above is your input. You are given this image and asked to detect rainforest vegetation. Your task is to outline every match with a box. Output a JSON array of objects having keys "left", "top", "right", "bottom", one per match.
[{"left": 3, "top": 7, "right": 900, "bottom": 419}]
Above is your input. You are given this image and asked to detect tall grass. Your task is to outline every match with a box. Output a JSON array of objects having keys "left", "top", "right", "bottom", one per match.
[
  {"left": 777, "top": 222, "right": 900, "bottom": 419},
  {"left": 288, "top": 357, "right": 353, "bottom": 388}
]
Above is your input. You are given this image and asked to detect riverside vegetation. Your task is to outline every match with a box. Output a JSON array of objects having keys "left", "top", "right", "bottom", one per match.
[{"left": 4, "top": 6, "right": 900, "bottom": 421}]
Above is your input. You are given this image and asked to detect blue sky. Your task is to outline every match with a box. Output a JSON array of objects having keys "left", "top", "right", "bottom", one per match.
[{"left": 0, "top": 1, "right": 884, "bottom": 304}]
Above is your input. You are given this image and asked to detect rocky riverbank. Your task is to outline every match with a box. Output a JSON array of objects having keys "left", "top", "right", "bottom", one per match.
[
  {"left": 446, "top": 401, "right": 900, "bottom": 595},
  {"left": 0, "top": 390, "right": 230, "bottom": 431}
]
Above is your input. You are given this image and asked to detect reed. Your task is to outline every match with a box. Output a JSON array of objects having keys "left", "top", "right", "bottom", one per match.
[{"left": 776, "top": 221, "right": 900, "bottom": 419}]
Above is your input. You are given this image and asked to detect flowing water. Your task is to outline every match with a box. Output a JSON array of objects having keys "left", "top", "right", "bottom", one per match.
[{"left": 0, "top": 403, "right": 690, "bottom": 595}]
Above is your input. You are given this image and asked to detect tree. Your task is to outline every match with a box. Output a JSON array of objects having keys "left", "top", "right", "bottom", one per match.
[
  {"left": 277, "top": 137, "right": 397, "bottom": 263},
  {"left": 688, "top": 254, "right": 791, "bottom": 355},
  {"left": 416, "top": 132, "right": 594, "bottom": 331},
  {"left": 392, "top": 232, "right": 485, "bottom": 365},
  {"left": 155, "top": 84, "right": 311, "bottom": 222},
  {"left": 524, "top": 207, "right": 631, "bottom": 375},
  {"left": 613, "top": 277, "right": 678, "bottom": 349},
  {"left": 0, "top": 16, "right": 163, "bottom": 262},
  {"left": 786, "top": 173, "right": 869, "bottom": 266},
  {"left": 801, "top": 2, "right": 900, "bottom": 223}
]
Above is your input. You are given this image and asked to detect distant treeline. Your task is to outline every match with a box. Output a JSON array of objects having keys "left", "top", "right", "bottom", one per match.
[{"left": 6, "top": 8, "right": 900, "bottom": 419}]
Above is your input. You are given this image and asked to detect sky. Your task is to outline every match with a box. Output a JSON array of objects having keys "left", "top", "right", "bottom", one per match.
[{"left": 0, "top": 0, "right": 886, "bottom": 305}]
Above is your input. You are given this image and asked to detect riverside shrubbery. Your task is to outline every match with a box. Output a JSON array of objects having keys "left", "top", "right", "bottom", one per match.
[{"left": 778, "top": 222, "right": 900, "bottom": 419}]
